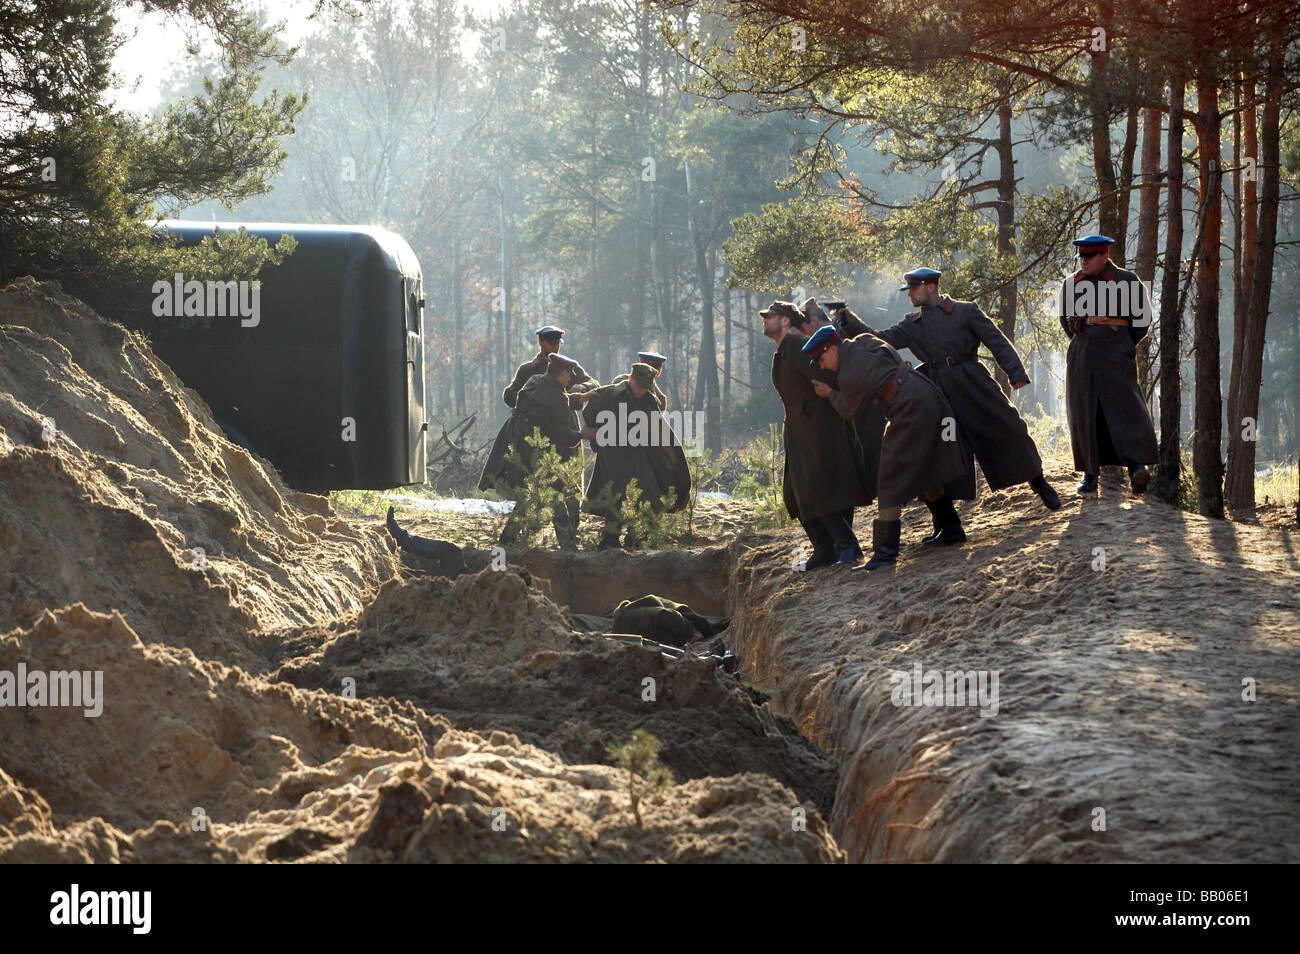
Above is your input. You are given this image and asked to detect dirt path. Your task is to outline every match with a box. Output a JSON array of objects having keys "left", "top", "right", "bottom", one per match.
[{"left": 726, "top": 465, "right": 1300, "bottom": 862}]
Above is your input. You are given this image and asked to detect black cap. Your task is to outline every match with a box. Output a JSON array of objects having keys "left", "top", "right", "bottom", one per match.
[{"left": 759, "top": 300, "right": 803, "bottom": 322}]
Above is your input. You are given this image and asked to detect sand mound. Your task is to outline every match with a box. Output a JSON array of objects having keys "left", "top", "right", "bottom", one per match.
[
  {"left": 0, "top": 605, "right": 838, "bottom": 862},
  {"left": 0, "top": 278, "right": 841, "bottom": 863},
  {"left": 727, "top": 466, "right": 1300, "bottom": 863},
  {"left": 0, "top": 277, "right": 397, "bottom": 669}
]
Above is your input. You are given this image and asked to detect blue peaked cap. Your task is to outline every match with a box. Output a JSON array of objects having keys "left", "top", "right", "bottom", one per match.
[
  {"left": 800, "top": 324, "right": 841, "bottom": 356},
  {"left": 900, "top": 267, "right": 942, "bottom": 290}
]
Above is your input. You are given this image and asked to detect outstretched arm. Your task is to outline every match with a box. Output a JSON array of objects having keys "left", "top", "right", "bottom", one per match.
[{"left": 968, "top": 304, "right": 1029, "bottom": 385}]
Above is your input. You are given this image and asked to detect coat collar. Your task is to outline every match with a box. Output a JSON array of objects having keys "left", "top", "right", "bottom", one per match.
[{"left": 908, "top": 295, "right": 956, "bottom": 320}]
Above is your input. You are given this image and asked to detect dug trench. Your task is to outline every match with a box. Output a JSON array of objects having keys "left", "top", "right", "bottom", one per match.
[{"left": 416, "top": 513, "right": 1300, "bottom": 863}]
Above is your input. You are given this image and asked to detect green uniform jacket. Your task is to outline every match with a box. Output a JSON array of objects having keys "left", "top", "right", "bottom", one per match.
[
  {"left": 503, "top": 351, "right": 594, "bottom": 408},
  {"left": 582, "top": 380, "right": 690, "bottom": 514},
  {"left": 478, "top": 373, "right": 582, "bottom": 492}
]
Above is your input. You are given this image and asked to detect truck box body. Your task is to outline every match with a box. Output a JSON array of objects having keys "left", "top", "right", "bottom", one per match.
[{"left": 146, "top": 221, "right": 427, "bottom": 492}]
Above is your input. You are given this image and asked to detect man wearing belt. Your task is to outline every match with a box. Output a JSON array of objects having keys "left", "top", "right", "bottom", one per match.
[
  {"left": 875, "top": 267, "right": 1061, "bottom": 531},
  {"left": 803, "top": 325, "right": 968, "bottom": 571},
  {"left": 1058, "top": 235, "right": 1158, "bottom": 494}
]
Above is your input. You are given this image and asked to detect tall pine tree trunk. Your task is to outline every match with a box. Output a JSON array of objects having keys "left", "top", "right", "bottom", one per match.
[
  {"left": 1193, "top": 78, "right": 1224, "bottom": 518},
  {"left": 993, "top": 91, "right": 1017, "bottom": 396},
  {"left": 1134, "top": 106, "right": 1162, "bottom": 395},
  {"left": 452, "top": 234, "right": 465, "bottom": 416},
  {"left": 1088, "top": 1, "right": 1121, "bottom": 252},
  {"left": 723, "top": 282, "right": 732, "bottom": 423},
  {"left": 1225, "top": 45, "right": 1282, "bottom": 512},
  {"left": 1153, "top": 79, "right": 1185, "bottom": 505}
]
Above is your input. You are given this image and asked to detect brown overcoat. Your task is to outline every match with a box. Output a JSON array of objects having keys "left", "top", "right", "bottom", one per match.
[
  {"left": 1057, "top": 263, "right": 1159, "bottom": 472},
  {"left": 582, "top": 381, "right": 690, "bottom": 514},
  {"left": 772, "top": 331, "right": 868, "bottom": 520},
  {"left": 478, "top": 372, "right": 582, "bottom": 492},
  {"left": 877, "top": 295, "right": 1043, "bottom": 492},
  {"left": 825, "top": 334, "right": 967, "bottom": 509}
]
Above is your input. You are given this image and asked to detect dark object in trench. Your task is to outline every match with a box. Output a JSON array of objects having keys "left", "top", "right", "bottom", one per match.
[
  {"left": 609, "top": 594, "right": 730, "bottom": 648},
  {"left": 604, "top": 632, "right": 739, "bottom": 673},
  {"left": 386, "top": 506, "right": 466, "bottom": 577}
]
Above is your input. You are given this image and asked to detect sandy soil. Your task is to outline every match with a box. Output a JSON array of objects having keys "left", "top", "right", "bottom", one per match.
[
  {"left": 725, "top": 465, "right": 1300, "bottom": 862},
  {"left": 0, "top": 278, "right": 840, "bottom": 863}
]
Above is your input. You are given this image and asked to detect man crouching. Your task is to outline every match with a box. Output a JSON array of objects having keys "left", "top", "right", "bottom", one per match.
[{"left": 803, "top": 325, "right": 970, "bottom": 571}]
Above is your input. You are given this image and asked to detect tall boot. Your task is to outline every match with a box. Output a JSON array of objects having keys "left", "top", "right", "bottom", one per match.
[
  {"left": 823, "top": 511, "right": 861, "bottom": 567},
  {"left": 852, "top": 519, "right": 901, "bottom": 571},
  {"left": 386, "top": 506, "right": 410, "bottom": 548},
  {"left": 921, "top": 494, "right": 966, "bottom": 545},
  {"left": 799, "top": 517, "right": 836, "bottom": 570}
]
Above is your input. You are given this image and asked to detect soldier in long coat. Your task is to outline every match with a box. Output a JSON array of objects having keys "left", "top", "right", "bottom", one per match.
[
  {"left": 803, "top": 325, "right": 968, "bottom": 571},
  {"left": 582, "top": 363, "right": 690, "bottom": 550},
  {"left": 872, "top": 268, "right": 1061, "bottom": 524},
  {"left": 503, "top": 325, "right": 596, "bottom": 408},
  {"left": 1058, "top": 235, "right": 1159, "bottom": 494},
  {"left": 799, "top": 298, "right": 886, "bottom": 509},
  {"left": 479, "top": 354, "right": 589, "bottom": 548},
  {"left": 763, "top": 300, "right": 867, "bottom": 569}
]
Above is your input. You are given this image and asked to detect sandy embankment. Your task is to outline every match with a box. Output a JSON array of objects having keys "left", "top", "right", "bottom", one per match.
[
  {"left": 726, "top": 467, "right": 1300, "bottom": 862},
  {"left": 0, "top": 278, "right": 841, "bottom": 863}
]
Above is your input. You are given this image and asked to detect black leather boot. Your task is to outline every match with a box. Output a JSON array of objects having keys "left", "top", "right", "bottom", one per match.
[
  {"left": 1028, "top": 474, "right": 1062, "bottom": 511},
  {"left": 799, "top": 516, "right": 836, "bottom": 570},
  {"left": 852, "top": 519, "right": 901, "bottom": 571},
  {"left": 833, "top": 543, "right": 860, "bottom": 567},
  {"left": 922, "top": 495, "right": 966, "bottom": 545},
  {"left": 386, "top": 506, "right": 408, "bottom": 547},
  {"left": 803, "top": 546, "right": 836, "bottom": 570},
  {"left": 1128, "top": 465, "right": 1150, "bottom": 494},
  {"left": 1077, "top": 473, "right": 1098, "bottom": 494},
  {"left": 823, "top": 512, "right": 861, "bottom": 567}
]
